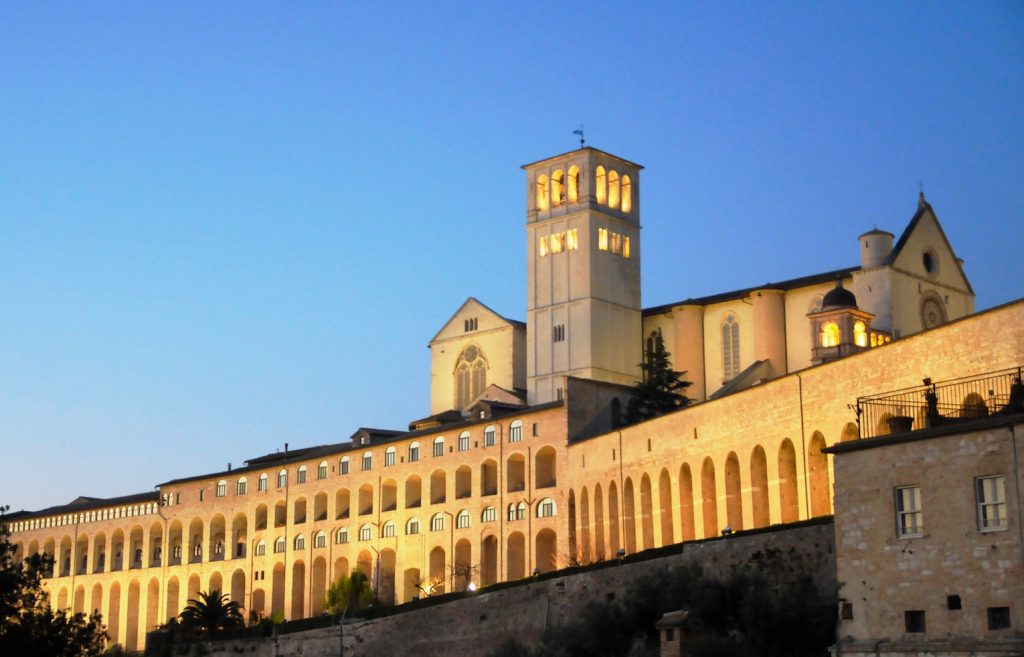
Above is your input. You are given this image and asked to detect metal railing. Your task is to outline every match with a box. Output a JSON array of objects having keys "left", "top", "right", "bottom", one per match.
[{"left": 856, "top": 366, "right": 1024, "bottom": 439}]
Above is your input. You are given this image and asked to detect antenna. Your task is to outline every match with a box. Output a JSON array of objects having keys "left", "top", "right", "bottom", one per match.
[{"left": 572, "top": 125, "right": 585, "bottom": 147}]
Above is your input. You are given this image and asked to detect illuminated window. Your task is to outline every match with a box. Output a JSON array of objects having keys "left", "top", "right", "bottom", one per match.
[
  {"left": 433, "top": 437, "right": 445, "bottom": 457},
  {"left": 536, "top": 174, "right": 549, "bottom": 210},
  {"left": 870, "top": 333, "right": 877, "bottom": 347},
  {"left": 458, "top": 432, "right": 470, "bottom": 452},
  {"left": 538, "top": 236, "right": 548, "bottom": 257},
  {"left": 381, "top": 521, "right": 396, "bottom": 538},
  {"left": 551, "top": 170, "right": 564, "bottom": 206},
  {"left": 482, "top": 506, "right": 497, "bottom": 523},
  {"left": 621, "top": 175, "right": 632, "bottom": 212},
  {"left": 623, "top": 236, "right": 630, "bottom": 259},
  {"left": 456, "top": 510, "right": 471, "bottom": 529},
  {"left": 608, "top": 169, "right": 620, "bottom": 208},
  {"left": 895, "top": 485, "right": 923, "bottom": 538},
  {"left": 216, "top": 480, "right": 227, "bottom": 497},
  {"left": 598, "top": 227, "right": 609, "bottom": 251},
  {"left": 567, "top": 165, "right": 580, "bottom": 202},
  {"left": 537, "top": 498, "right": 556, "bottom": 518},
  {"left": 609, "top": 231, "right": 622, "bottom": 255},
  {"left": 722, "top": 315, "right": 740, "bottom": 380},
  {"left": 406, "top": 518, "right": 420, "bottom": 535},
  {"left": 430, "top": 513, "right": 445, "bottom": 532},
  {"left": 821, "top": 322, "right": 840, "bottom": 348},
  {"left": 297, "top": 465, "right": 307, "bottom": 484},
  {"left": 977, "top": 476, "right": 1007, "bottom": 531},
  {"left": 483, "top": 426, "right": 496, "bottom": 447},
  {"left": 509, "top": 420, "right": 523, "bottom": 443},
  {"left": 853, "top": 321, "right": 867, "bottom": 347},
  {"left": 595, "top": 166, "right": 607, "bottom": 204},
  {"left": 566, "top": 228, "right": 578, "bottom": 250},
  {"left": 359, "top": 525, "right": 372, "bottom": 541},
  {"left": 314, "top": 531, "right": 327, "bottom": 548},
  {"left": 336, "top": 527, "right": 348, "bottom": 544},
  {"left": 409, "top": 442, "right": 420, "bottom": 462},
  {"left": 550, "top": 231, "right": 564, "bottom": 254},
  {"left": 361, "top": 451, "right": 372, "bottom": 471},
  {"left": 277, "top": 470, "right": 287, "bottom": 488},
  {"left": 340, "top": 457, "right": 349, "bottom": 475},
  {"left": 236, "top": 478, "right": 247, "bottom": 496},
  {"left": 385, "top": 447, "right": 396, "bottom": 467}
]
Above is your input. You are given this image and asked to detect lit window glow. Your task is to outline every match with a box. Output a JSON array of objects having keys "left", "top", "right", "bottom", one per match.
[{"left": 821, "top": 322, "right": 840, "bottom": 348}]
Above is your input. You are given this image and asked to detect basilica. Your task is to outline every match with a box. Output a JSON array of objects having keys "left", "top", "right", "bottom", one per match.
[{"left": 4, "top": 146, "right": 1019, "bottom": 653}]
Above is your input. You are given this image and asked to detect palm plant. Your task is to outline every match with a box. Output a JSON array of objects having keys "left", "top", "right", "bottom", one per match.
[{"left": 179, "top": 589, "right": 244, "bottom": 632}]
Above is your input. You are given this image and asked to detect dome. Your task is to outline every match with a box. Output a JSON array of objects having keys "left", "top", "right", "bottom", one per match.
[{"left": 822, "top": 280, "right": 857, "bottom": 310}]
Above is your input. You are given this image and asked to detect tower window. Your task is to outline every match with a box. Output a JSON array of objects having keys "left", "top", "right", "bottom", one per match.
[
  {"left": 595, "top": 166, "right": 607, "bottom": 204},
  {"left": 567, "top": 165, "right": 580, "bottom": 203},
  {"left": 608, "top": 169, "right": 620, "bottom": 208},
  {"left": 821, "top": 322, "right": 840, "bottom": 348},
  {"left": 536, "top": 174, "right": 550, "bottom": 211},
  {"left": 621, "top": 174, "right": 632, "bottom": 212},
  {"left": 551, "top": 170, "right": 565, "bottom": 207},
  {"left": 463, "top": 318, "right": 478, "bottom": 332},
  {"left": 552, "top": 324, "right": 565, "bottom": 343},
  {"left": 853, "top": 321, "right": 867, "bottom": 347},
  {"left": 722, "top": 315, "right": 740, "bottom": 380}
]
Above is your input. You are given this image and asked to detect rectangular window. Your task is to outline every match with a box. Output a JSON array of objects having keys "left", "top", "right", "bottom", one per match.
[
  {"left": 297, "top": 469, "right": 307, "bottom": 484},
  {"left": 433, "top": 440, "right": 444, "bottom": 457},
  {"left": 199, "top": 490, "right": 205, "bottom": 502},
  {"left": 895, "top": 486, "right": 923, "bottom": 538},
  {"left": 459, "top": 434, "right": 470, "bottom": 452},
  {"left": 409, "top": 446, "right": 420, "bottom": 462},
  {"left": 484, "top": 428, "right": 496, "bottom": 447},
  {"left": 216, "top": 482, "right": 226, "bottom": 497},
  {"left": 318, "top": 464, "right": 328, "bottom": 480},
  {"left": 976, "top": 475, "right": 1007, "bottom": 531},
  {"left": 553, "top": 324, "right": 565, "bottom": 342},
  {"left": 509, "top": 424, "right": 522, "bottom": 443},
  {"left": 987, "top": 607, "right": 1011, "bottom": 630},
  {"left": 385, "top": 450, "right": 396, "bottom": 467},
  {"left": 340, "top": 459, "right": 349, "bottom": 475},
  {"left": 278, "top": 472, "right": 287, "bottom": 488},
  {"left": 236, "top": 480, "right": 247, "bottom": 496},
  {"left": 361, "top": 455, "right": 372, "bottom": 471},
  {"left": 598, "top": 227, "right": 609, "bottom": 251},
  {"left": 904, "top": 610, "right": 926, "bottom": 633}
]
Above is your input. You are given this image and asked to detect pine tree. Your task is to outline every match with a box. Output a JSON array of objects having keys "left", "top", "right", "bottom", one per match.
[{"left": 626, "top": 331, "right": 692, "bottom": 423}]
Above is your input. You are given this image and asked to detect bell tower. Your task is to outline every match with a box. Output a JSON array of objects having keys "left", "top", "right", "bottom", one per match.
[{"left": 523, "top": 147, "right": 643, "bottom": 405}]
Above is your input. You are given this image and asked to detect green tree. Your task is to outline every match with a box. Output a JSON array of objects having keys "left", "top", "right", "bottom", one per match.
[
  {"left": 178, "top": 590, "right": 244, "bottom": 632},
  {"left": 324, "top": 571, "right": 373, "bottom": 617},
  {"left": 627, "top": 331, "right": 692, "bottom": 424},
  {"left": 0, "top": 506, "right": 109, "bottom": 657}
]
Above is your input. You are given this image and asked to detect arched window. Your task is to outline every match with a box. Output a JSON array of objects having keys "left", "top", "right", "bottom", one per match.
[
  {"left": 274, "top": 537, "right": 285, "bottom": 553},
  {"left": 551, "top": 170, "right": 565, "bottom": 207},
  {"left": 517, "top": 501, "right": 527, "bottom": 520},
  {"left": 853, "top": 321, "right": 867, "bottom": 347},
  {"left": 361, "top": 451, "right": 372, "bottom": 471},
  {"left": 483, "top": 425, "right": 496, "bottom": 447},
  {"left": 621, "top": 175, "right": 632, "bottom": 212},
  {"left": 406, "top": 518, "right": 420, "bottom": 535},
  {"left": 297, "top": 465, "right": 307, "bottom": 484},
  {"left": 722, "top": 314, "right": 740, "bottom": 380},
  {"left": 595, "top": 166, "right": 607, "bottom": 204},
  {"left": 408, "top": 442, "right": 420, "bottom": 462},
  {"left": 509, "top": 420, "right": 523, "bottom": 443},
  {"left": 454, "top": 345, "right": 488, "bottom": 409},
  {"left": 458, "top": 431, "right": 470, "bottom": 452},
  {"left": 317, "top": 461, "right": 328, "bottom": 480},
  {"left": 255, "top": 541, "right": 266, "bottom": 556},
  {"left": 456, "top": 510, "right": 471, "bottom": 529},
  {"left": 359, "top": 525, "right": 372, "bottom": 542},
  {"left": 314, "top": 531, "right": 327, "bottom": 548},
  {"left": 216, "top": 480, "right": 227, "bottom": 497},
  {"left": 567, "top": 165, "right": 580, "bottom": 203},
  {"left": 236, "top": 477, "right": 247, "bottom": 496},
  {"left": 277, "top": 469, "right": 288, "bottom": 488},
  {"left": 339, "top": 457, "right": 350, "bottom": 475},
  {"left": 481, "top": 506, "right": 496, "bottom": 523},
  {"left": 385, "top": 447, "right": 396, "bottom": 467},
  {"left": 821, "top": 322, "right": 840, "bottom": 348},
  {"left": 294, "top": 534, "right": 306, "bottom": 550},
  {"left": 537, "top": 498, "right": 556, "bottom": 518},
  {"left": 433, "top": 436, "right": 445, "bottom": 458},
  {"left": 381, "top": 521, "right": 396, "bottom": 538},
  {"left": 608, "top": 170, "right": 620, "bottom": 208},
  {"left": 336, "top": 528, "right": 349, "bottom": 544},
  {"left": 430, "top": 513, "right": 445, "bottom": 532},
  {"left": 535, "top": 174, "right": 550, "bottom": 211}
]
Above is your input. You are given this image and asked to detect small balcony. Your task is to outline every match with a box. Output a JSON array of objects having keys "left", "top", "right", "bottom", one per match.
[{"left": 856, "top": 366, "right": 1024, "bottom": 440}]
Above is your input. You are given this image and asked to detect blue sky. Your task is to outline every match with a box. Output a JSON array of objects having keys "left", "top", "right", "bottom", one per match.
[{"left": 2, "top": 3, "right": 1022, "bottom": 511}]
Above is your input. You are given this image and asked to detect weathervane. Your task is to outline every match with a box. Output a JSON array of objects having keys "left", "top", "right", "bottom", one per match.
[{"left": 573, "top": 125, "right": 585, "bottom": 147}]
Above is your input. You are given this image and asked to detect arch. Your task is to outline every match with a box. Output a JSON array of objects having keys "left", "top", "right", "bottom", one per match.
[
  {"left": 453, "top": 539, "right": 472, "bottom": 592},
  {"left": 75, "top": 533, "right": 89, "bottom": 575},
  {"left": 429, "top": 546, "right": 446, "bottom": 594},
  {"left": 378, "top": 549, "right": 397, "bottom": 605},
  {"left": 209, "top": 514, "right": 226, "bottom": 561},
  {"left": 658, "top": 468, "right": 674, "bottom": 546},
  {"left": 358, "top": 483, "right": 374, "bottom": 516},
  {"left": 254, "top": 504, "right": 268, "bottom": 531},
  {"left": 356, "top": 550, "right": 373, "bottom": 579},
  {"left": 92, "top": 532, "right": 107, "bottom": 573},
  {"left": 608, "top": 481, "right": 621, "bottom": 554},
  {"left": 126, "top": 579, "right": 141, "bottom": 651},
  {"left": 310, "top": 557, "right": 327, "bottom": 615},
  {"left": 59, "top": 534, "right": 73, "bottom": 576},
  {"left": 551, "top": 169, "right": 565, "bottom": 207},
  {"left": 107, "top": 582, "right": 121, "bottom": 646},
  {"left": 853, "top": 320, "right": 867, "bottom": 347},
  {"left": 567, "top": 165, "right": 580, "bottom": 203},
  {"left": 333, "top": 556, "right": 349, "bottom": 584},
  {"left": 455, "top": 466, "right": 472, "bottom": 499},
  {"left": 623, "top": 477, "right": 637, "bottom": 553},
  {"left": 961, "top": 392, "right": 988, "bottom": 418},
  {"left": 821, "top": 321, "right": 840, "bottom": 347},
  {"left": 381, "top": 479, "right": 398, "bottom": 512},
  {"left": 507, "top": 453, "right": 526, "bottom": 493},
  {"left": 57, "top": 586, "right": 68, "bottom": 610},
  {"left": 808, "top": 432, "right": 830, "bottom": 516},
  {"left": 507, "top": 532, "right": 526, "bottom": 580},
  {"left": 90, "top": 582, "right": 103, "bottom": 615},
  {"left": 607, "top": 169, "right": 620, "bottom": 208},
  {"left": 456, "top": 509, "right": 471, "bottom": 528},
  {"left": 480, "top": 534, "right": 498, "bottom": 587},
  {"left": 722, "top": 314, "right": 740, "bottom": 380},
  {"left": 480, "top": 459, "right": 498, "bottom": 496},
  {"left": 678, "top": 464, "right": 695, "bottom": 540},
  {"left": 640, "top": 473, "right": 655, "bottom": 550},
  {"left": 621, "top": 174, "right": 632, "bottom": 212},
  {"left": 231, "top": 512, "right": 247, "bottom": 559},
  {"left": 725, "top": 452, "right": 743, "bottom": 531},
  {"left": 231, "top": 568, "right": 246, "bottom": 610},
  {"left": 778, "top": 439, "right": 799, "bottom": 523},
  {"left": 145, "top": 577, "right": 160, "bottom": 634},
  {"left": 209, "top": 571, "right": 223, "bottom": 596},
  {"left": 567, "top": 489, "right": 577, "bottom": 564},
  {"left": 165, "top": 576, "right": 180, "bottom": 623},
  {"left": 187, "top": 573, "right": 201, "bottom": 605},
  {"left": 271, "top": 563, "right": 285, "bottom": 616},
  {"left": 701, "top": 457, "right": 718, "bottom": 538},
  {"left": 405, "top": 476, "right": 422, "bottom": 508},
  {"left": 403, "top": 568, "right": 421, "bottom": 602},
  {"left": 595, "top": 165, "right": 607, "bottom": 204},
  {"left": 128, "top": 525, "right": 144, "bottom": 569},
  {"left": 406, "top": 517, "right": 420, "bottom": 535},
  {"left": 535, "top": 528, "right": 557, "bottom": 574},
  {"left": 535, "top": 174, "right": 550, "bottom": 211},
  {"left": 335, "top": 488, "right": 351, "bottom": 519},
  {"left": 841, "top": 422, "right": 859, "bottom": 442},
  {"left": 535, "top": 446, "right": 557, "bottom": 488},
  {"left": 750, "top": 446, "right": 770, "bottom": 528},
  {"left": 293, "top": 497, "right": 307, "bottom": 524},
  {"left": 252, "top": 589, "right": 266, "bottom": 618},
  {"left": 430, "top": 469, "right": 447, "bottom": 504},
  {"left": 593, "top": 484, "right": 606, "bottom": 561},
  {"left": 579, "top": 487, "right": 591, "bottom": 563},
  {"left": 313, "top": 492, "right": 328, "bottom": 521},
  {"left": 291, "top": 560, "right": 305, "bottom": 619}
]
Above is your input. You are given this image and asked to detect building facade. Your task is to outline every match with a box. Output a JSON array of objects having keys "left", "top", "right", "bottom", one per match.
[{"left": 3, "top": 146, "right": 1016, "bottom": 653}]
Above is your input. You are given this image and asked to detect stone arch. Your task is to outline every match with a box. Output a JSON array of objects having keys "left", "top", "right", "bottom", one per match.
[
  {"left": 658, "top": 468, "right": 673, "bottom": 546},
  {"left": 165, "top": 576, "right": 180, "bottom": 623},
  {"left": 480, "top": 459, "right": 498, "bottom": 496},
  {"left": 313, "top": 492, "right": 328, "bottom": 521},
  {"left": 808, "top": 431, "right": 830, "bottom": 516},
  {"left": 187, "top": 573, "right": 201, "bottom": 603},
  {"left": 429, "top": 546, "right": 446, "bottom": 594},
  {"left": 356, "top": 550, "right": 373, "bottom": 579},
  {"left": 779, "top": 438, "right": 799, "bottom": 523},
  {"left": 168, "top": 520, "right": 183, "bottom": 565},
  {"left": 293, "top": 497, "right": 307, "bottom": 524},
  {"left": 378, "top": 549, "right": 397, "bottom": 604},
  {"left": 535, "top": 447, "right": 557, "bottom": 488},
  {"left": 750, "top": 445, "right": 770, "bottom": 528},
  {"left": 126, "top": 579, "right": 141, "bottom": 651},
  {"left": 358, "top": 483, "right": 374, "bottom": 516},
  {"left": 404, "top": 476, "right": 422, "bottom": 508},
  {"left": 640, "top": 473, "right": 655, "bottom": 550},
  {"left": 480, "top": 534, "right": 498, "bottom": 586},
  {"left": 701, "top": 457, "right": 718, "bottom": 537},
  {"left": 335, "top": 488, "right": 351, "bottom": 519},
  {"left": 145, "top": 577, "right": 160, "bottom": 634},
  {"left": 290, "top": 560, "right": 305, "bottom": 619},
  {"left": 73, "top": 584, "right": 85, "bottom": 613},
  {"left": 310, "top": 558, "right": 327, "bottom": 615},
  {"left": 535, "top": 528, "right": 557, "bottom": 574},
  {"left": 231, "top": 568, "right": 246, "bottom": 611},
  {"left": 455, "top": 466, "right": 472, "bottom": 499},
  {"left": 608, "top": 481, "right": 621, "bottom": 554},
  {"left": 725, "top": 451, "right": 743, "bottom": 531},
  {"left": 57, "top": 586, "right": 68, "bottom": 610},
  {"left": 567, "top": 489, "right": 577, "bottom": 564},
  {"left": 841, "top": 422, "right": 859, "bottom": 442},
  {"left": 623, "top": 477, "right": 637, "bottom": 553},
  {"left": 507, "top": 453, "right": 526, "bottom": 492},
  {"left": 91, "top": 532, "right": 106, "bottom": 573},
  {"left": 231, "top": 512, "right": 247, "bottom": 560},
  {"left": 107, "top": 582, "right": 121, "bottom": 645},
  {"left": 679, "top": 463, "right": 695, "bottom": 540},
  {"left": 453, "top": 540, "right": 472, "bottom": 592},
  {"left": 430, "top": 469, "right": 447, "bottom": 504},
  {"left": 271, "top": 563, "right": 285, "bottom": 617},
  {"left": 381, "top": 479, "right": 398, "bottom": 512},
  {"left": 209, "top": 571, "right": 223, "bottom": 596},
  {"left": 593, "top": 484, "right": 606, "bottom": 561},
  {"left": 149, "top": 521, "right": 163, "bottom": 567},
  {"left": 333, "top": 556, "right": 349, "bottom": 582},
  {"left": 403, "top": 568, "right": 421, "bottom": 603},
  {"left": 208, "top": 514, "right": 226, "bottom": 562},
  {"left": 252, "top": 589, "right": 266, "bottom": 618},
  {"left": 579, "top": 486, "right": 591, "bottom": 563},
  {"left": 90, "top": 582, "right": 103, "bottom": 615},
  {"left": 507, "top": 532, "right": 526, "bottom": 580}
]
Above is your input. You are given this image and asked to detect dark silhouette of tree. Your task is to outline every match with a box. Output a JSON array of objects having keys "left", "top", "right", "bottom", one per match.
[
  {"left": 627, "top": 331, "right": 692, "bottom": 423},
  {"left": 0, "top": 506, "right": 109, "bottom": 656},
  {"left": 178, "top": 590, "right": 244, "bottom": 632},
  {"left": 324, "top": 570, "right": 373, "bottom": 616}
]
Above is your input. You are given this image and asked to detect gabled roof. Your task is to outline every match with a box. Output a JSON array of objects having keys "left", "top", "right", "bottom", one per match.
[
  {"left": 521, "top": 146, "right": 644, "bottom": 171},
  {"left": 887, "top": 195, "right": 974, "bottom": 294},
  {"left": 429, "top": 297, "right": 524, "bottom": 345},
  {"left": 10, "top": 491, "right": 160, "bottom": 520}
]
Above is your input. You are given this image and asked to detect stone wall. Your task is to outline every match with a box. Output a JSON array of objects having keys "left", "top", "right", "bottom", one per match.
[{"left": 151, "top": 519, "right": 835, "bottom": 657}]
